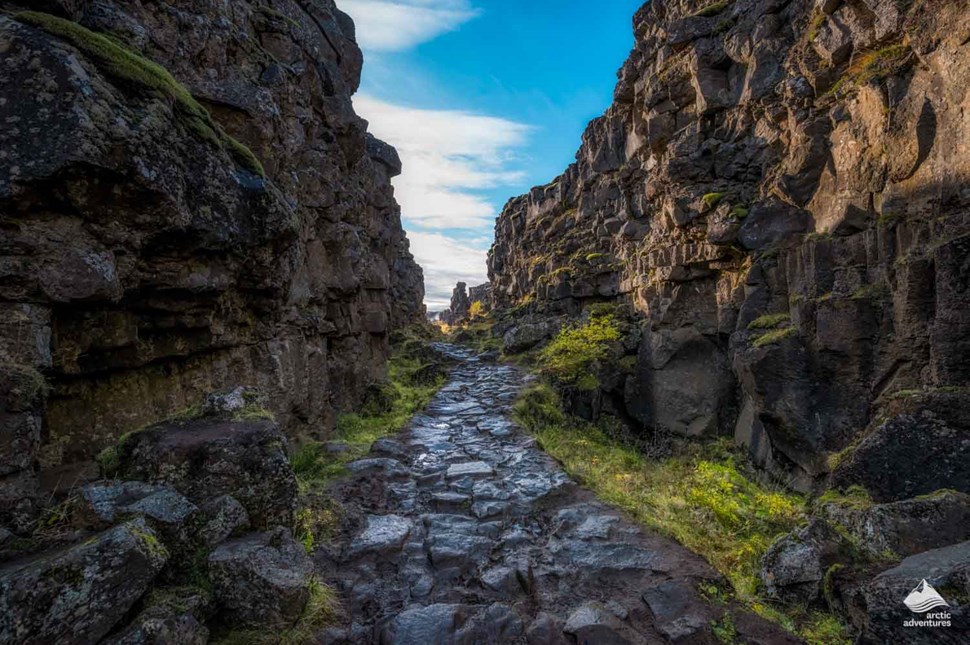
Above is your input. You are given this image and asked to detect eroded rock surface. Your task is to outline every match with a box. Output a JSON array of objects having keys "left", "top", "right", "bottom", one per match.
[
  {"left": 321, "top": 345, "right": 799, "bottom": 644},
  {"left": 487, "top": 0, "right": 970, "bottom": 493},
  {"left": 0, "top": 0, "right": 425, "bottom": 524}
]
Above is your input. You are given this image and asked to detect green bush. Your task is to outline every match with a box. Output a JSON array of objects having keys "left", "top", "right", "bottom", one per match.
[{"left": 538, "top": 315, "right": 621, "bottom": 388}]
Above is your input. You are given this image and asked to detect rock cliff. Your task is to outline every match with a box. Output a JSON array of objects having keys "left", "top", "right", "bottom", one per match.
[
  {"left": 489, "top": 0, "right": 970, "bottom": 492},
  {"left": 0, "top": 0, "right": 424, "bottom": 529}
]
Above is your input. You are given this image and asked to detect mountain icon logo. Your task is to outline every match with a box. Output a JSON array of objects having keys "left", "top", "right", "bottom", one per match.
[{"left": 904, "top": 579, "right": 950, "bottom": 613}]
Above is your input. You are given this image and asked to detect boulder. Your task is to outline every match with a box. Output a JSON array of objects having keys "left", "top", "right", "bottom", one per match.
[
  {"left": 379, "top": 603, "right": 468, "bottom": 644},
  {"left": 207, "top": 527, "right": 313, "bottom": 629},
  {"left": 112, "top": 418, "right": 297, "bottom": 529},
  {"left": 191, "top": 495, "right": 250, "bottom": 549},
  {"left": 822, "top": 490, "right": 970, "bottom": 558},
  {"left": 760, "top": 518, "right": 847, "bottom": 604},
  {"left": 201, "top": 386, "right": 263, "bottom": 418},
  {"left": 562, "top": 601, "right": 638, "bottom": 644},
  {"left": 854, "top": 541, "right": 970, "bottom": 644},
  {"left": 105, "top": 612, "right": 208, "bottom": 645},
  {"left": 78, "top": 481, "right": 198, "bottom": 545},
  {"left": 0, "top": 518, "right": 168, "bottom": 644},
  {"left": 642, "top": 579, "right": 717, "bottom": 642},
  {"left": 831, "top": 393, "right": 970, "bottom": 502},
  {"left": 503, "top": 321, "right": 560, "bottom": 354}
]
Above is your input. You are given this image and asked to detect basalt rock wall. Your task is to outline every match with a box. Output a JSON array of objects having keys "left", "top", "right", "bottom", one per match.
[
  {"left": 489, "top": 0, "right": 970, "bottom": 492},
  {"left": 0, "top": 0, "right": 424, "bottom": 529}
]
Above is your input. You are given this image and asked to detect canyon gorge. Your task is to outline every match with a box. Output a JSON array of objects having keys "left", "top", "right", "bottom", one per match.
[{"left": 1, "top": 0, "right": 969, "bottom": 643}]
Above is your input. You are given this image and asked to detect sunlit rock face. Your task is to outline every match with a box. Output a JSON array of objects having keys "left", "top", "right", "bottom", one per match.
[
  {"left": 488, "top": 0, "right": 970, "bottom": 491},
  {"left": 0, "top": 0, "right": 425, "bottom": 524}
]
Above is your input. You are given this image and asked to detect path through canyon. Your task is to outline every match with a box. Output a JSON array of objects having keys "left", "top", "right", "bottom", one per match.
[{"left": 319, "top": 345, "right": 799, "bottom": 644}]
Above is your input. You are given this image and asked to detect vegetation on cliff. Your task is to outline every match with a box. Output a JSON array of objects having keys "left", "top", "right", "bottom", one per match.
[
  {"left": 15, "top": 11, "right": 265, "bottom": 176},
  {"left": 538, "top": 313, "right": 622, "bottom": 390}
]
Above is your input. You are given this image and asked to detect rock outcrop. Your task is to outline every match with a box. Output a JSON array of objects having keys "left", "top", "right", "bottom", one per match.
[
  {"left": 0, "top": 388, "right": 316, "bottom": 643},
  {"left": 488, "top": 1, "right": 970, "bottom": 641},
  {"left": 0, "top": 0, "right": 425, "bottom": 526},
  {"left": 488, "top": 0, "right": 970, "bottom": 492}
]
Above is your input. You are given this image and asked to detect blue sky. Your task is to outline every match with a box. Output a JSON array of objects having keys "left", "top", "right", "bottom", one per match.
[{"left": 340, "top": 0, "right": 644, "bottom": 308}]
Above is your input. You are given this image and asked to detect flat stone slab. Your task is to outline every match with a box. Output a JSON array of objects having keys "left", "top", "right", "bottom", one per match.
[
  {"left": 445, "top": 462, "right": 494, "bottom": 479},
  {"left": 348, "top": 515, "right": 413, "bottom": 557}
]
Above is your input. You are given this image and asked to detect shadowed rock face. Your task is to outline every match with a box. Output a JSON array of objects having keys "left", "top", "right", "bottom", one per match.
[
  {"left": 487, "top": 0, "right": 970, "bottom": 490},
  {"left": 0, "top": 0, "right": 425, "bottom": 518}
]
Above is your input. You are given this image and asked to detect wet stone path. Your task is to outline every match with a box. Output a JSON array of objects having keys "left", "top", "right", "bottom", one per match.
[{"left": 319, "top": 345, "right": 799, "bottom": 644}]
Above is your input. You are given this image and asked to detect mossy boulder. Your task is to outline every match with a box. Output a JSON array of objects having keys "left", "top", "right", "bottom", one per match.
[
  {"left": 109, "top": 418, "right": 297, "bottom": 530},
  {"left": 0, "top": 518, "right": 168, "bottom": 644}
]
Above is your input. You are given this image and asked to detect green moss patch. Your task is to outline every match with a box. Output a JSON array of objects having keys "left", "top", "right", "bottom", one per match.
[
  {"left": 752, "top": 326, "right": 797, "bottom": 348},
  {"left": 747, "top": 313, "right": 791, "bottom": 330},
  {"left": 16, "top": 11, "right": 265, "bottom": 177},
  {"left": 695, "top": 1, "right": 733, "bottom": 18},
  {"left": 702, "top": 192, "right": 729, "bottom": 209}
]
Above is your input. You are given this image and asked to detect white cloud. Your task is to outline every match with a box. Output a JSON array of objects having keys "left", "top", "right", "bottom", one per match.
[
  {"left": 354, "top": 95, "right": 531, "bottom": 229},
  {"left": 408, "top": 232, "right": 489, "bottom": 310},
  {"left": 340, "top": 0, "right": 480, "bottom": 52}
]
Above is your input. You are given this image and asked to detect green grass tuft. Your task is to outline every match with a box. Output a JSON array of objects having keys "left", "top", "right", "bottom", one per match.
[
  {"left": 695, "top": 1, "right": 732, "bottom": 18},
  {"left": 16, "top": 11, "right": 265, "bottom": 177},
  {"left": 747, "top": 313, "right": 791, "bottom": 330},
  {"left": 752, "top": 326, "right": 796, "bottom": 348}
]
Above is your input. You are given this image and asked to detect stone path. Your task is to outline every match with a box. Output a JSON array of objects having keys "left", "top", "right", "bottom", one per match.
[{"left": 318, "top": 345, "right": 800, "bottom": 644}]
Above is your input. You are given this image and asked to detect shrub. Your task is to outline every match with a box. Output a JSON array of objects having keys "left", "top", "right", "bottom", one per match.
[
  {"left": 538, "top": 315, "right": 621, "bottom": 386},
  {"left": 468, "top": 300, "right": 485, "bottom": 318}
]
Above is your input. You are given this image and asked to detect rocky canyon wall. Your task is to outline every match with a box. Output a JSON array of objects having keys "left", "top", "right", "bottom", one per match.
[
  {"left": 489, "top": 0, "right": 970, "bottom": 493},
  {"left": 0, "top": 0, "right": 424, "bottom": 530}
]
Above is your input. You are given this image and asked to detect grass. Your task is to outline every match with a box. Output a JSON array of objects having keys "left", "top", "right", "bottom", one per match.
[
  {"left": 514, "top": 385, "right": 802, "bottom": 600},
  {"left": 752, "top": 326, "right": 797, "bottom": 348},
  {"left": 16, "top": 11, "right": 265, "bottom": 177},
  {"left": 695, "top": 1, "right": 732, "bottom": 18},
  {"left": 728, "top": 205, "right": 749, "bottom": 220},
  {"left": 824, "top": 43, "right": 913, "bottom": 99},
  {"left": 214, "top": 577, "right": 339, "bottom": 644},
  {"left": 747, "top": 313, "right": 791, "bottom": 330},
  {"left": 538, "top": 314, "right": 621, "bottom": 390},
  {"left": 513, "top": 384, "right": 852, "bottom": 642}
]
